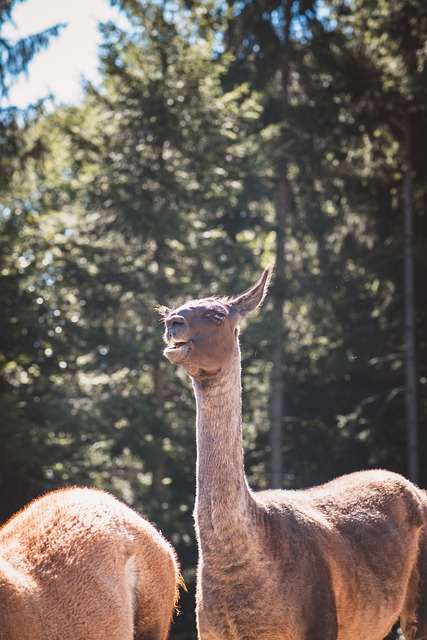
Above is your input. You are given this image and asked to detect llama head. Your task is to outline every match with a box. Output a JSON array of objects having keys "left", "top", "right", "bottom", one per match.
[{"left": 158, "top": 265, "right": 273, "bottom": 380}]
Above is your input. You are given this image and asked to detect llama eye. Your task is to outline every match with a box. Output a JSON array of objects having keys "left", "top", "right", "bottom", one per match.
[{"left": 206, "top": 312, "right": 226, "bottom": 323}]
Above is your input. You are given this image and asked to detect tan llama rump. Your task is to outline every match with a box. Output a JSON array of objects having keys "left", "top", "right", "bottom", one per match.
[{"left": 0, "top": 486, "right": 179, "bottom": 640}]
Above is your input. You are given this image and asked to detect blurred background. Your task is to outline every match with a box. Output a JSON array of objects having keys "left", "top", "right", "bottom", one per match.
[{"left": 1, "top": 0, "right": 426, "bottom": 637}]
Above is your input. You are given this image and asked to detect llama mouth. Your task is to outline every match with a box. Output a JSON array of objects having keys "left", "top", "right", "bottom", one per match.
[{"left": 164, "top": 340, "right": 191, "bottom": 363}]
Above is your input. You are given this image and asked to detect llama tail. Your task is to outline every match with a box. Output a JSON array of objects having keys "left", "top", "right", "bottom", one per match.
[{"left": 412, "top": 490, "right": 427, "bottom": 640}]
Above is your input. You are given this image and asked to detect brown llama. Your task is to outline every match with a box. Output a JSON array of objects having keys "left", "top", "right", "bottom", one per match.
[
  {"left": 159, "top": 265, "right": 427, "bottom": 640},
  {"left": 0, "top": 486, "right": 180, "bottom": 640}
]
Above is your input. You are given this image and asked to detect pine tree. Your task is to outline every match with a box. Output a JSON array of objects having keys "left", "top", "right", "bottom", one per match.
[{"left": 0, "top": 0, "right": 63, "bottom": 188}]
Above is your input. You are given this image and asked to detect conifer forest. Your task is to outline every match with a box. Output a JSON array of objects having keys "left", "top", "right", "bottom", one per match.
[{"left": 1, "top": 0, "right": 426, "bottom": 637}]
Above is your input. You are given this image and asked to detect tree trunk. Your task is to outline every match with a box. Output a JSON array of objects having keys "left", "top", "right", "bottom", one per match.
[
  {"left": 269, "top": 2, "right": 292, "bottom": 489},
  {"left": 151, "top": 364, "right": 166, "bottom": 493},
  {"left": 270, "top": 172, "right": 287, "bottom": 489},
  {"left": 403, "top": 114, "right": 418, "bottom": 484},
  {"left": 151, "top": 243, "right": 167, "bottom": 494}
]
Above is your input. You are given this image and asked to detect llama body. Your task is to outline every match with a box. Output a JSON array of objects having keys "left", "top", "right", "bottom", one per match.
[
  {"left": 0, "top": 486, "right": 179, "bottom": 640},
  {"left": 197, "top": 468, "right": 424, "bottom": 640},
  {"left": 160, "top": 266, "right": 427, "bottom": 640}
]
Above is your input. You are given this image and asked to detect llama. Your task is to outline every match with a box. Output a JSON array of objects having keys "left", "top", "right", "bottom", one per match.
[
  {"left": 159, "top": 265, "right": 427, "bottom": 640},
  {"left": 0, "top": 486, "right": 179, "bottom": 640}
]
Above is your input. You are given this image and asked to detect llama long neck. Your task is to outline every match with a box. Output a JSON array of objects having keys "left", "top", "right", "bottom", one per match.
[{"left": 193, "top": 351, "right": 254, "bottom": 543}]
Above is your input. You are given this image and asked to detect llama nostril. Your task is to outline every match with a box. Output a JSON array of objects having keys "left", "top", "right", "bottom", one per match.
[
  {"left": 166, "top": 314, "right": 186, "bottom": 329},
  {"left": 165, "top": 314, "right": 188, "bottom": 344}
]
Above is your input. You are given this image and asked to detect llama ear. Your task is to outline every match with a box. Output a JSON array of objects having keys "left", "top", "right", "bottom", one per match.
[
  {"left": 155, "top": 304, "right": 171, "bottom": 317},
  {"left": 229, "top": 265, "right": 273, "bottom": 318}
]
